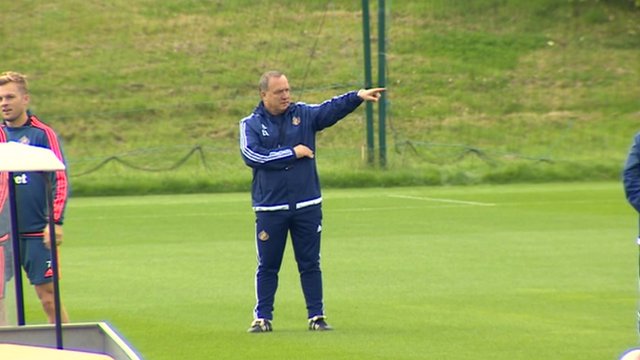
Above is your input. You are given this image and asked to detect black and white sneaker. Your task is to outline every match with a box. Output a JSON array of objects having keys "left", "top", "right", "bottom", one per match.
[
  {"left": 247, "top": 318, "right": 273, "bottom": 333},
  {"left": 308, "top": 315, "right": 333, "bottom": 331}
]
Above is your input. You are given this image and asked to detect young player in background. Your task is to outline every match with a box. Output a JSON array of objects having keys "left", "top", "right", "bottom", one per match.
[
  {"left": 0, "top": 129, "right": 12, "bottom": 326},
  {"left": 0, "top": 71, "right": 69, "bottom": 324}
]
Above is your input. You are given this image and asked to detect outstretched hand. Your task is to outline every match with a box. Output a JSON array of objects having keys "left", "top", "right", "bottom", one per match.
[{"left": 357, "top": 87, "right": 386, "bottom": 102}]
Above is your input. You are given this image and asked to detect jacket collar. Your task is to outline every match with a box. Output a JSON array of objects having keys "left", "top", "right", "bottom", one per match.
[{"left": 255, "top": 101, "right": 292, "bottom": 119}]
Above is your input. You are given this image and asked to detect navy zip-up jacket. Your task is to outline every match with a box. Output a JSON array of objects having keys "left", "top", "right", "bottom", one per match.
[
  {"left": 623, "top": 131, "right": 640, "bottom": 240},
  {"left": 240, "top": 91, "right": 363, "bottom": 211},
  {"left": 2, "top": 113, "right": 69, "bottom": 233}
]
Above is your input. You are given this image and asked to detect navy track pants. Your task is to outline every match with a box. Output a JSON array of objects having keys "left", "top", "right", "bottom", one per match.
[{"left": 253, "top": 204, "right": 324, "bottom": 320}]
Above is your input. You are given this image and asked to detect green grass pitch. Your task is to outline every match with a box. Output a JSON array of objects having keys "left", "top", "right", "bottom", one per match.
[{"left": 14, "top": 182, "right": 640, "bottom": 359}]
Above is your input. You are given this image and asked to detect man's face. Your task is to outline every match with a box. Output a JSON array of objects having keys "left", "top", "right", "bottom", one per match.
[
  {"left": 0, "top": 82, "right": 29, "bottom": 124},
  {"left": 261, "top": 75, "right": 290, "bottom": 116}
]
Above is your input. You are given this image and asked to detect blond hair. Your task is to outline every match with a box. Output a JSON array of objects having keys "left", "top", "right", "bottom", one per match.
[{"left": 0, "top": 71, "right": 29, "bottom": 94}]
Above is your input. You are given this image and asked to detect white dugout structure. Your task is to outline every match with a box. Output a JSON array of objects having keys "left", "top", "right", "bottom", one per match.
[{"left": 0, "top": 142, "right": 142, "bottom": 359}]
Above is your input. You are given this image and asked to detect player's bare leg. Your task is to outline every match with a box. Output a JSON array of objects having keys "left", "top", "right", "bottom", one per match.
[{"left": 35, "top": 282, "right": 68, "bottom": 323}]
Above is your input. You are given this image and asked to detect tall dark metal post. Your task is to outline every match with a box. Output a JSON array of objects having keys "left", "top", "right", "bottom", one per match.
[
  {"left": 362, "top": 0, "right": 375, "bottom": 165},
  {"left": 377, "top": 0, "right": 387, "bottom": 168},
  {"left": 7, "top": 172, "right": 25, "bottom": 326},
  {"left": 44, "top": 173, "right": 64, "bottom": 349}
]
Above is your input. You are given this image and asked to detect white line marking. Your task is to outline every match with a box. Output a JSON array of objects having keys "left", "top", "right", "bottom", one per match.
[{"left": 387, "top": 194, "right": 496, "bottom": 207}]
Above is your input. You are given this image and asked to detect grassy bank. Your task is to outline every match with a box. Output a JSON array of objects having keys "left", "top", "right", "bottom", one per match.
[{"left": 2, "top": 0, "right": 639, "bottom": 195}]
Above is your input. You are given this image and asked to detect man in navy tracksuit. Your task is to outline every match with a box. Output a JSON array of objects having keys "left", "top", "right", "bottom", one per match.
[
  {"left": 240, "top": 70, "right": 384, "bottom": 332},
  {"left": 0, "top": 71, "right": 69, "bottom": 324}
]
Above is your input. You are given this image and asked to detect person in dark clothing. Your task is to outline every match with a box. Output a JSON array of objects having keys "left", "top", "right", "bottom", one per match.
[{"left": 240, "top": 70, "right": 384, "bottom": 332}]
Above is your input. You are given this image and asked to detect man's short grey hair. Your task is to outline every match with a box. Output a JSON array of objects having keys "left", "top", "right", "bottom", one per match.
[{"left": 259, "top": 71, "right": 285, "bottom": 92}]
